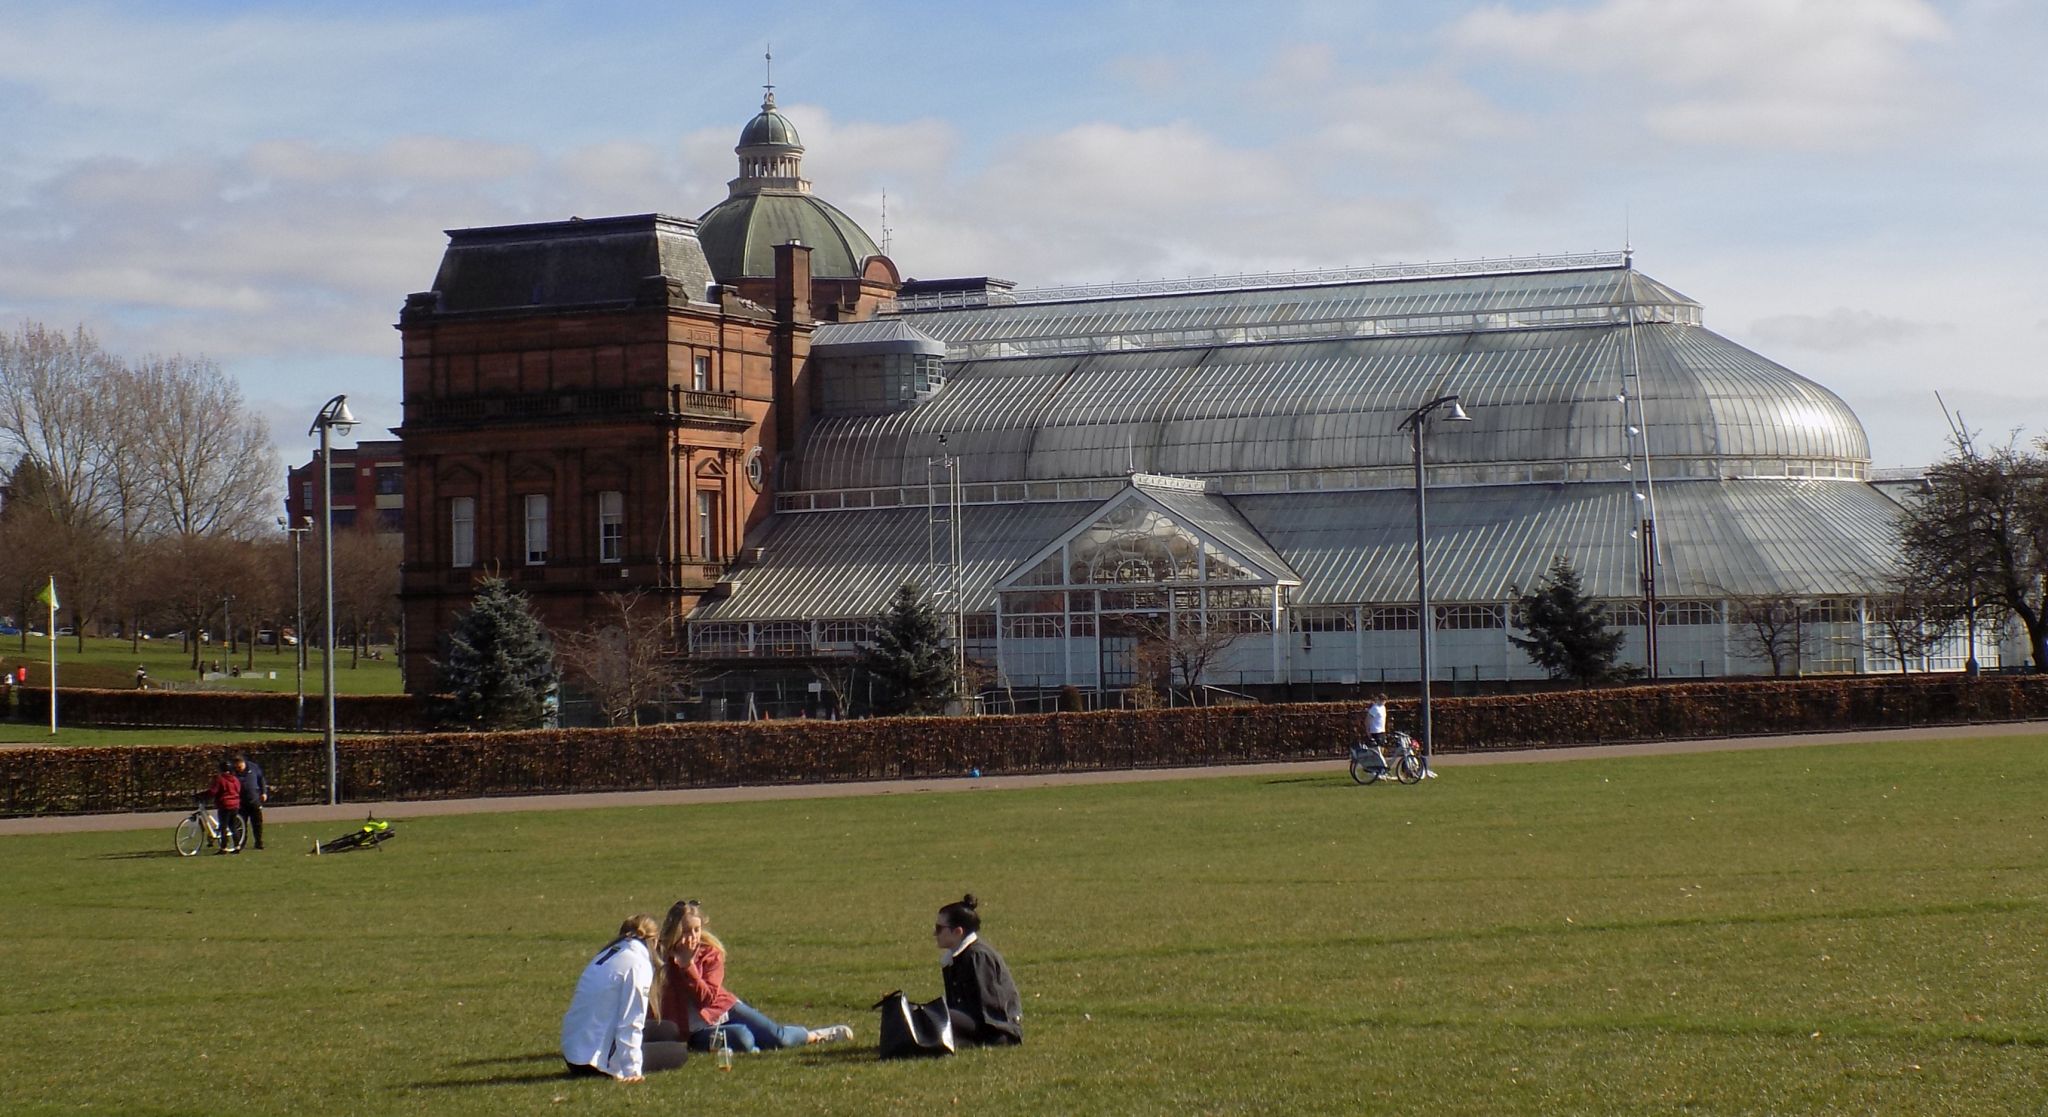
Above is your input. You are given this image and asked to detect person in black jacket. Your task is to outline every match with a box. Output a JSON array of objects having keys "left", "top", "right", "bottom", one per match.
[
  {"left": 231, "top": 753, "right": 268, "bottom": 851},
  {"left": 933, "top": 894, "right": 1022, "bottom": 1045}
]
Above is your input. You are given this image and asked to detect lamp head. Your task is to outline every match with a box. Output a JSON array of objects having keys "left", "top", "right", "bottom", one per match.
[
  {"left": 1445, "top": 401, "right": 1473, "bottom": 423},
  {"left": 310, "top": 394, "right": 358, "bottom": 437}
]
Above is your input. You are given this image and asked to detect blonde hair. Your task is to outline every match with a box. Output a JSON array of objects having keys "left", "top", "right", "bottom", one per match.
[
  {"left": 650, "top": 900, "right": 725, "bottom": 1020},
  {"left": 617, "top": 913, "right": 658, "bottom": 946}
]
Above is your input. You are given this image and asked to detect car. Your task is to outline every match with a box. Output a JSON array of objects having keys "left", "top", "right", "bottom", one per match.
[{"left": 0, "top": 624, "right": 18, "bottom": 637}]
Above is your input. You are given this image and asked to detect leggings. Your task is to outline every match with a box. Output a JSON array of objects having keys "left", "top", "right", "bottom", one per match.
[
  {"left": 238, "top": 804, "right": 264, "bottom": 848},
  {"left": 568, "top": 1022, "right": 689, "bottom": 1077}
]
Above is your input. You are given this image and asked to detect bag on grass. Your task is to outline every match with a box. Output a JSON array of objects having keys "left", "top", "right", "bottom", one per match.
[{"left": 872, "top": 990, "right": 955, "bottom": 1059}]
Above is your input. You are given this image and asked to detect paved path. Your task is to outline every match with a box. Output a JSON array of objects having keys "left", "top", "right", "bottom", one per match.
[{"left": 3, "top": 720, "right": 2040, "bottom": 837}]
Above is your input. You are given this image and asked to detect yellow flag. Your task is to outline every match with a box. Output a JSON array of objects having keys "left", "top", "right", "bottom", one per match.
[{"left": 34, "top": 577, "right": 57, "bottom": 610}]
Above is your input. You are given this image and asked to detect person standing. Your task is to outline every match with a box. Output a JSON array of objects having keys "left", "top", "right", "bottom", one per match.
[
  {"left": 203, "top": 759, "right": 242, "bottom": 854},
  {"left": 560, "top": 914, "right": 687, "bottom": 1081},
  {"left": 934, "top": 894, "right": 1022, "bottom": 1046},
  {"left": 231, "top": 752, "right": 267, "bottom": 851}
]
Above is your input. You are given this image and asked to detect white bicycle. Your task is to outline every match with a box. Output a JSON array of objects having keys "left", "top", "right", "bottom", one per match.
[
  {"left": 1349, "top": 732, "right": 1424, "bottom": 786},
  {"left": 174, "top": 801, "right": 247, "bottom": 856}
]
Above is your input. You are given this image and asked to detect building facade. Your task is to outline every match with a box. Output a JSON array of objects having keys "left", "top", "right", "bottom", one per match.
[{"left": 394, "top": 94, "right": 1997, "bottom": 704}]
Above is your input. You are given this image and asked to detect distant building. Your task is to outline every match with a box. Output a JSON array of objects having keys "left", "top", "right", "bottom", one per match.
[
  {"left": 389, "top": 88, "right": 2001, "bottom": 703},
  {"left": 286, "top": 439, "right": 403, "bottom": 535}
]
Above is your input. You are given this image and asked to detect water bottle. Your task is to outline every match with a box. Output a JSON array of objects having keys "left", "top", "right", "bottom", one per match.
[{"left": 711, "top": 1026, "right": 733, "bottom": 1072}]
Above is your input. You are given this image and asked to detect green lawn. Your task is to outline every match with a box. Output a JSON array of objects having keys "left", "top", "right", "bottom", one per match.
[
  {"left": 2, "top": 736, "right": 2043, "bottom": 1115},
  {"left": 0, "top": 635, "right": 402, "bottom": 694}
]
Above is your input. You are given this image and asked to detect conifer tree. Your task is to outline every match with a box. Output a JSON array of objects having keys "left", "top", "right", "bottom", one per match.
[
  {"left": 1510, "top": 555, "right": 1627, "bottom": 686},
  {"left": 860, "top": 583, "right": 958, "bottom": 716},
  {"left": 433, "top": 576, "right": 557, "bottom": 730}
]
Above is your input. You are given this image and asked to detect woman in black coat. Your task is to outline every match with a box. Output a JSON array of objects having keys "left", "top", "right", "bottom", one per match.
[{"left": 933, "top": 894, "right": 1022, "bottom": 1045}]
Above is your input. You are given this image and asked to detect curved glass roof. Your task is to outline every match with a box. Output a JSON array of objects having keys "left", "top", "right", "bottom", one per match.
[{"left": 793, "top": 318, "right": 1869, "bottom": 491}]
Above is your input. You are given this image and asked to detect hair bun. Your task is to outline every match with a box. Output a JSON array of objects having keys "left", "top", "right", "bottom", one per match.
[{"left": 960, "top": 893, "right": 978, "bottom": 910}]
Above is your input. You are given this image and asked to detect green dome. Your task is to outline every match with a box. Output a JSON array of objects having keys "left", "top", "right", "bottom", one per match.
[
  {"left": 740, "top": 104, "right": 802, "bottom": 149},
  {"left": 696, "top": 191, "right": 881, "bottom": 282}
]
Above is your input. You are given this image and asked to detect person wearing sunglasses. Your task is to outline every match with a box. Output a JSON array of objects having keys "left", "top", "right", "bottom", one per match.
[{"left": 934, "top": 893, "right": 1023, "bottom": 1046}]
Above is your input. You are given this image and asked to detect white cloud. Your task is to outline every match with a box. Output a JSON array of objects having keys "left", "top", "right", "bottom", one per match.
[
  {"left": 1747, "top": 307, "right": 1954, "bottom": 352},
  {"left": 1449, "top": 0, "right": 1952, "bottom": 149}
]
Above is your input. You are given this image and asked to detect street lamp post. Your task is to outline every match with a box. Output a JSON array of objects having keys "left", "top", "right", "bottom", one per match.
[
  {"left": 309, "top": 395, "right": 357, "bottom": 804},
  {"left": 279, "top": 516, "right": 311, "bottom": 729},
  {"left": 1396, "top": 393, "right": 1473, "bottom": 776}
]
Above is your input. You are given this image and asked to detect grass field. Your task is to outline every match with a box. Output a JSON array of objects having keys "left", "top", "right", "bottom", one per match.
[
  {"left": 2, "top": 735, "right": 2044, "bottom": 1115},
  {"left": 0, "top": 635, "right": 402, "bottom": 694}
]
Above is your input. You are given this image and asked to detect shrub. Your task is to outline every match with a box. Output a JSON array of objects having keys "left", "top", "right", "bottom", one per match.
[{"left": 4, "top": 675, "right": 2043, "bottom": 816}]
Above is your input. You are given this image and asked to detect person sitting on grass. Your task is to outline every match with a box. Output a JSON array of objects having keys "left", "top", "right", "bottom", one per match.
[
  {"left": 560, "top": 914, "right": 688, "bottom": 1081},
  {"left": 934, "top": 893, "right": 1023, "bottom": 1046},
  {"left": 649, "top": 899, "right": 853, "bottom": 1053}
]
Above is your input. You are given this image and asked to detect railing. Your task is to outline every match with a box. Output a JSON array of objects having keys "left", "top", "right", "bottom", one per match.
[
  {"left": 412, "top": 387, "right": 743, "bottom": 425},
  {"left": 886, "top": 252, "right": 1631, "bottom": 311}
]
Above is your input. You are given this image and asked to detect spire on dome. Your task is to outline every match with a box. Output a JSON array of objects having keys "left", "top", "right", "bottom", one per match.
[{"left": 731, "top": 61, "right": 808, "bottom": 197}]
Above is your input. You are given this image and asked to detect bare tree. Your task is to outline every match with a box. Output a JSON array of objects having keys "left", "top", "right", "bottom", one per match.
[
  {"left": 0, "top": 323, "right": 123, "bottom": 530},
  {"left": 1722, "top": 592, "right": 1808, "bottom": 677},
  {"left": 556, "top": 592, "right": 694, "bottom": 726},
  {"left": 1897, "top": 431, "right": 2048, "bottom": 672},
  {"left": 1130, "top": 614, "right": 1247, "bottom": 704},
  {"left": 129, "top": 355, "right": 278, "bottom": 539},
  {"left": 1858, "top": 570, "right": 1958, "bottom": 676},
  {"left": 331, "top": 532, "right": 401, "bottom": 667}
]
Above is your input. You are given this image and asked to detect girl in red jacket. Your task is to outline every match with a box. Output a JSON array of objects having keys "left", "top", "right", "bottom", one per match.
[
  {"left": 647, "top": 900, "right": 851, "bottom": 1052},
  {"left": 203, "top": 759, "right": 242, "bottom": 854}
]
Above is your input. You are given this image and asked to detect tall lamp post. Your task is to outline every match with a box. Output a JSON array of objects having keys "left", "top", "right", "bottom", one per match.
[
  {"left": 309, "top": 395, "right": 357, "bottom": 804},
  {"left": 278, "top": 516, "right": 312, "bottom": 729},
  {"left": 1396, "top": 393, "right": 1473, "bottom": 775}
]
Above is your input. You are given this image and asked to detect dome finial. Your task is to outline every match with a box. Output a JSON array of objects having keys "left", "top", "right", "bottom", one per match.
[{"left": 763, "top": 45, "right": 775, "bottom": 109}]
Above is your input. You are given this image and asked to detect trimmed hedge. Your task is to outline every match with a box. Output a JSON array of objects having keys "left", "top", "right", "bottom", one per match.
[
  {"left": 11, "top": 688, "right": 427, "bottom": 734},
  {"left": 3, "top": 674, "right": 2044, "bottom": 817}
]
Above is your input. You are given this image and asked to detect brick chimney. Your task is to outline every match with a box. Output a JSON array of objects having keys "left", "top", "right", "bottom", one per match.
[{"left": 770, "top": 241, "right": 815, "bottom": 479}]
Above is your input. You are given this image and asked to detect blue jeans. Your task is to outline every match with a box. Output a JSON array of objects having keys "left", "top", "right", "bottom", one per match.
[{"left": 691, "top": 1000, "right": 809, "bottom": 1052}]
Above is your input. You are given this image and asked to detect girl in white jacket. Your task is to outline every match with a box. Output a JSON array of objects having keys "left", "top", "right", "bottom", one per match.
[{"left": 560, "top": 914, "right": 689, "bottom": 1080}]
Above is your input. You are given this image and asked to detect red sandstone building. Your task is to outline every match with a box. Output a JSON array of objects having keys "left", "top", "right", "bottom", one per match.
[
  {"left": 395, "top": 92, "right": 899, "bottom": 686},
  {"left": 286, "top": 439, "right": 404, "bottom": 535}
]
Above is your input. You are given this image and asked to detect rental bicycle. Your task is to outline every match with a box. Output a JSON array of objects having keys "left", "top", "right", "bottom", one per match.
[
  {"left": 174, "top": 801, "right": 247, "bottom": 856},
  {"left": 1349, "top": 731, "right": 1424, "bottom": 786}
]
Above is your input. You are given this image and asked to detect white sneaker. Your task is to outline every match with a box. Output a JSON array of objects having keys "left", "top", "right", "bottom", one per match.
[
  {"left": 1424, "top": 769, "right": 1438, "bottom": 779},
  {"left": 810, "top": 1024, "right": 854, "bottom": 1044}
]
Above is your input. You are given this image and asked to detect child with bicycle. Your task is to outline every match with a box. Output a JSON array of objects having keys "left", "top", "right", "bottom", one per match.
[{"left": 202, "top": 759, "right": 242, "bottom": 854}]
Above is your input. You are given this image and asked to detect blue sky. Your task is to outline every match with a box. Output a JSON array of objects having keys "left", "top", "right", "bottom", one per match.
[{"left": 1, "top": 0, "right": 2041, "bottom": 469}]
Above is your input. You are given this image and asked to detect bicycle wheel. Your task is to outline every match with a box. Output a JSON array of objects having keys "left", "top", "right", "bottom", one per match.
[
  {"left": 1348, "top": 752, "right": 1382, "bottom": 785},
  {"left": 175, "top": 814, "right": 205, "bottom": 856},
  {"left": 221, "top": 816, "right": 248, "bottom": 853},
  {"left": 1395, "top": 754, "right": 1424, "bottom": 784}
]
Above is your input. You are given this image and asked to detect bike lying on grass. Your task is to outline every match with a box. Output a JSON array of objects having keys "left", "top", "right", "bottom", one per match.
[
  {"left": 1350, "top": 732, "right": 1425, "bottom": 786},
  {"left": 174, "top": 800, "right": 247, "bottom": 856},
  {"left": 310, "top": 814, "right": 399, "bottom": 855}
]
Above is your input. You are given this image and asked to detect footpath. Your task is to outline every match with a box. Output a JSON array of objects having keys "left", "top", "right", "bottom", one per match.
[{"left": 2, "top": 720, "right": 2039, "bottom": 837}]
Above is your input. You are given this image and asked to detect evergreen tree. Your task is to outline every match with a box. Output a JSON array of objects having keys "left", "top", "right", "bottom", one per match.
[
  {"left": 433, "top": 577, "right": 557, "bottom": 730},
  {"left": 1510, "top": 555, "right": 1627, "bottom": 686},
  {"left": 860, "top": 583, "right": 958, "bottom": 716}
]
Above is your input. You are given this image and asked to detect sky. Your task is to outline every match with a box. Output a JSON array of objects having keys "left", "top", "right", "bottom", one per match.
[{"left": 0, "top": 0, "right": 2041, "bottom": 471}]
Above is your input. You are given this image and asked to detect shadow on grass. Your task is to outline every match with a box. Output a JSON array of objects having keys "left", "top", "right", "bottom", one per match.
[
  {"left": 95, "top": 849, "right": 185, "bottom": 860},
  {"left": 1262, "top": 775, "right": 1358, "bottom": 790},
  {"left": 413, "top": 1053, "right": 569, "bottom": 1090}
]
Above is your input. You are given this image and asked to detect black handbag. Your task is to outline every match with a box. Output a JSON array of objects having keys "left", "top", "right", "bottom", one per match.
[{"left": 872, "top": 990, "right": 955, "bottom": 1059}]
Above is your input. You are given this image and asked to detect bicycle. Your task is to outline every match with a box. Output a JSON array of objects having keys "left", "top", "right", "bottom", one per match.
[
  {"left": 311, "top": 814, "right": 398, "bottom": 855},
  {"left": 174, "top": 800, "right": 248, "bottom": 856},
  {"left": 1349, "top": 731, "right": 1424, "bottom": 786}
]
